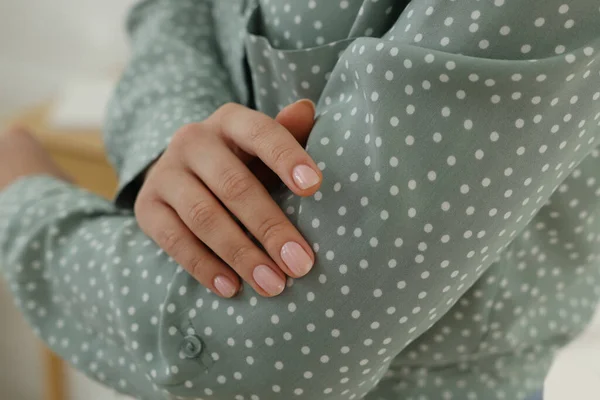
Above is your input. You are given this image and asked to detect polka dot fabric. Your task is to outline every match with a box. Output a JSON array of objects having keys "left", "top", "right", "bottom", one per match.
[
  {"left": 104, "top": 0, "right": 239, "bottom": 207},
  {"left": 2, "top": 1, "right": 600, "bottom": 400}
]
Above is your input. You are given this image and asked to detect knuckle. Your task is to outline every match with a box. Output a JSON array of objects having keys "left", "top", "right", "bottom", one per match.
[
  {"left": 156, "top": 228, "right": 182, "bottom": 254},
  {"left": 218, "top": 167, "right": 254, "bottom": 202},
  {"left": 214, "top": 102, "right": 240, "bottom": 121},
  {"left": 267, "top": 142, "right": 297, "bottom": 167},
  {"left": 188, "top": 254, "right": 209, "bottom": 280},
  {"left": 133, "top": 193, "right": 147, "bottom": 216},
  {"left": 247, "top": 118, "right": 279, "bottom": 145},
  {"left": 218, "top": 102, "right": 239, "bottom": 114},
  {"left": 187, "top": 200, "right": 219, "bottom": 232},
  {"left": 133, "top": 193, "right": 154, "bottom": 223},
  {"left": 229, "top": 245, "right": 255, "bottom": 269},
  {"left": 171, "top": 123, "right": 202, "bottom": 149},
  {"left": 256, "top": 216, "right": 288, "bottom": 244},
  {"left": 133, "top": 199, "right": 145, "bottom": 220}
]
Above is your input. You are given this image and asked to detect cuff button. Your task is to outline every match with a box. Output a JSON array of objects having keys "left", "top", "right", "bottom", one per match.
[{"left": 181, "top": 335, "right": 203, "bottom": 359}]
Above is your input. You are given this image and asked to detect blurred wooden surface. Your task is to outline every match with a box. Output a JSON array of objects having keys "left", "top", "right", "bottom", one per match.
[
  {"left": 5, "top": 102, "right": 119, "bottom": 400},
  {"left": 44, "top": 346, "right": 68, "bottom": 400}
]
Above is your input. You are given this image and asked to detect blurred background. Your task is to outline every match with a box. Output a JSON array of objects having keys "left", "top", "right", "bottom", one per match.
[
  {"left": 0, "top": 0, "right": 136, "bottom": 120},
  {"left": 1, "top": 1, "right": 600, "bottom": 400},
  {"left": 0, "top": 1, "right": 134, "bottom": 399}
]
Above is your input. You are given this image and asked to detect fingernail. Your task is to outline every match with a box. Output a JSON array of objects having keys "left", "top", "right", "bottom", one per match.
[
  {"left": 214, "top": 275, "right": 237, "bottom": 298},
  {"left": 253, "top": 265, "right": 285, "bottom": 296},
  {"left": 293, "top": 165, "right": 320, "bottom": 189},
  {"left": 281, "top": 241, "right": 313, "bottom": 277},
  {"left": 293, "top": 98, "right": 316, "bottom": 113}
]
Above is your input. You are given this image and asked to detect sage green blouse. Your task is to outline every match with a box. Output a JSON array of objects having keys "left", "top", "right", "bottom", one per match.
[{"left": 2, "top": 1, "right": 600, "bottom": 399}]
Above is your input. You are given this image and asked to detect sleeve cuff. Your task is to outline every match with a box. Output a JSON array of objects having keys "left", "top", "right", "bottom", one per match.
[
  {"left": 0, "top": 174, "right": 70, "bottom": 211},
  {"left": 0, "top": 175, "right": 75, "bottom": 250},
  {"left": 114, "top": 150, "right": 164, "bottom": 209}
]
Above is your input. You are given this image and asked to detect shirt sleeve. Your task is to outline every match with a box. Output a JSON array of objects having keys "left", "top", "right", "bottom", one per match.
[{"left": 104, "top": 0, "right": 238, "bottom": 209}]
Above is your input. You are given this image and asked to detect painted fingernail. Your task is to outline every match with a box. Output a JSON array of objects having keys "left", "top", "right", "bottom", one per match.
[
  {"left": 293, "top": 164, "right": 320, "bottom": 189},
  {"left": 293, "top": 98, "right": 316, "bottom": 113},
  {"left": 214, "top": 275, "right": 237, "bottom": 298},
  {"left": 281, "top": 241, "right": 313, "bottom": 277},
  {"left": 253, "top": 265, "right": 285, "bottom": 295}
]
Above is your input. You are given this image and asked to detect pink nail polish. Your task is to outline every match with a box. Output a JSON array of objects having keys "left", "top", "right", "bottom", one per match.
[
  {"left": 293, "top": 165, "right": 320, "bottom": 189},
  {"left": 293, "top": 98, "right": 316, "bottom": 114},
  {"left": 214, "top": 275, "right": 237, "bottom": 297},
  {"left": 253, "top": 265, "right": 285, "bottom": 295},
  {"left": 281, "top": 241, "right": 313, "bottom": 276}
]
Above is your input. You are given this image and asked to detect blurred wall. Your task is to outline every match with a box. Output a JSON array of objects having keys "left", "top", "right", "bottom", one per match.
[
  {"left": 0, "top": 1, "right": 136, "bottom": 399},
  {"left": 0, "top": 0, "right": 137, "bottom": 117}
]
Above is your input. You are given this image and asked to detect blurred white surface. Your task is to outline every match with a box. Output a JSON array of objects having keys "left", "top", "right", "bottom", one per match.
[
  {"left": 0, "top": 281, "right": 44, "bottom": 400},
  {"left": 0, "top": 0, "right": 136, "bottom": 119},
  {"left": 546, "top": 307, "right": 600, "bottom": 400},
  {"left": 50, "top": 78, "right": 117, "bottom": 130}
]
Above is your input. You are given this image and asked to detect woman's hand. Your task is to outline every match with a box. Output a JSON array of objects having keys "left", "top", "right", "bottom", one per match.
[
  {"left": 0, "top": 127, "right": 71, "bottom": 191},
  {"left": 134, "top": 100, "right": 322, "bottom": 298}
]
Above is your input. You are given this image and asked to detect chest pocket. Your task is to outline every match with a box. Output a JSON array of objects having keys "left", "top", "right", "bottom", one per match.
[{"left": 241, "top": 0, "right": 407, "bottom": 117}]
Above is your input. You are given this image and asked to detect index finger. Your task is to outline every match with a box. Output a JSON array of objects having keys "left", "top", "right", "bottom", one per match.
[{"left": 214, "top": 102, "right": 323, "bottom": 196}]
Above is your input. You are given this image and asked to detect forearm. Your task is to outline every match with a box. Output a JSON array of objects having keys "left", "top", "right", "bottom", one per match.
[
  {"left": 0, "top": 177, "right": 171, "bottom": 398},
  {"left": 0, "top": 176, "right": 411, "bottom": 399}
]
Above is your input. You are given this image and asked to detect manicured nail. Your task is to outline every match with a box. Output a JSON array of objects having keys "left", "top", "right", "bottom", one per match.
[
  {"left": 214, "top": 275, "right": 237, "bottom": 298},
  {"left": 293, "top": 165, "right": 320, "bottom": 189},
  {"left": 293, "top": 98, "right": 316, "bottom": 113},
  {"left": 253, "top": 265, "right": 285, "bottom": 295},
  {"left": 281, "top": 241, "right": 313, "bottom": 277}
]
